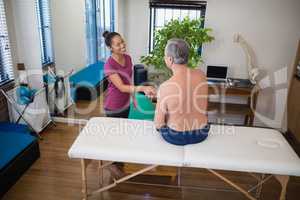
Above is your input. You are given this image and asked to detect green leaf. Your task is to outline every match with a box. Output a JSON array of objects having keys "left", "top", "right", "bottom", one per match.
[{"left": 140, "top": 17, "right": 214, "bottom": 74}]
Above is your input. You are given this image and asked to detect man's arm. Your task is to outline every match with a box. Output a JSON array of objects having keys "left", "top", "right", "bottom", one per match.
[
  {"left": 108, "top": 73, "right": 156, "bottom": 96},
  {"left": 154, "top": 84, "right": 168, "bottom": 129}
]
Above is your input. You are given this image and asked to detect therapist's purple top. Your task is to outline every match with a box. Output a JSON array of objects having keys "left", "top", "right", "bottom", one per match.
[{"left": 104, "top": 54, "right": 133, "bottom": 110}]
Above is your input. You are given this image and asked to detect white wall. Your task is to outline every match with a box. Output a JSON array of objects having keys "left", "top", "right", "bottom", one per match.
[
  {"left": 50, "top": 0, "right": 128, "bottom": 72},
  {"left": 50, "top": 0, "right": 86, "bottom": 72},
  {"left": 8, "top": 0, "right": 44, "bottom": 88},
  {"left": 120, "top": 0, "right": 300, "bottom": 129},
  {"left": 115, "top": 0, "right": 126, "bottom": 37},
  {"left": 7, "top": 0, "right": 114, "bottom": 79},
  {"left": 117, "top": 0, "right": 149, "bottom": 65},
  {"left": 202, "top": 0, "right": 300, "bottom": 129},
  {"left": 121, "top": 0, "right": 300, "bottom": 75},
  {"left": 203, "top": 0, "right": 300, "bottom": 79}
]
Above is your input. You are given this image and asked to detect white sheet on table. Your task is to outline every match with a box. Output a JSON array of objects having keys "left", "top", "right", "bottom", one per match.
[
  {"left": 184, "top": 125, "right": 300, "bottom": 176},
  {"left": 68, "top": 117, "right": 184, "bottom": 167},
  {"left": 68, "top": 117, "right": 300, "bottom": 176}
]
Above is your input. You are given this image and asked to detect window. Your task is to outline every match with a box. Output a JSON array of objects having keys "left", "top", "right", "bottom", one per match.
[
  {"left": 149, "top": 0, "right": 206, "bottom": 51},
  {"left": 86, "top": 0, "right": 115, "bottom": 64},
  {"left": 0, "top": 0, "right": 14, "bottom": 85},
  {"left": 96, "top": 0, "right": 115, "bottom": 61},
  {"left": 36, "top": 0, "right": 54, "bottom": 66}
]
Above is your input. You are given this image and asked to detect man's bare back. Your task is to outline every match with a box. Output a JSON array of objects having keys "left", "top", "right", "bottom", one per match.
[{"left": 155, "top": 67, "right": 208, "bottom": 131}]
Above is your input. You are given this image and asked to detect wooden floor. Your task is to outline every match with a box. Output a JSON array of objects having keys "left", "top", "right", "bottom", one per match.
[
  {"left": 3, "top": 96, "right": 300, "bottom": 200},
  {"left": 62, "top": 93, "right": 106, "bottom": 119}
]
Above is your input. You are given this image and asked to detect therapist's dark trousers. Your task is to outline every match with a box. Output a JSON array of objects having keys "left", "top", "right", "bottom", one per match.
[
  {"left": 104, "top": 107, "right": 130, "bottom": 118},
  {"left": 158, "top": 125, "right": 210, "bottom": 146}
]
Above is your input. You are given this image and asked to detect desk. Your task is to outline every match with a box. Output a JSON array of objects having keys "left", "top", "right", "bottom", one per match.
[{"left": 207, "top": 80, "right": 259, "bottom": 126}]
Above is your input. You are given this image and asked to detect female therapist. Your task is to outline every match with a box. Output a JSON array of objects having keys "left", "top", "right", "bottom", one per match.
[
  {"left": 103, "top": 31, "right": 156, "bottom": 118},
  {"left": 102, "top": 31, "right": 156, "bottom": 181}
]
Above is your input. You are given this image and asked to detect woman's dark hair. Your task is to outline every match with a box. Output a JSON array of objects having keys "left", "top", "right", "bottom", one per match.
[{"left": 102, "top": 31, "right": 120, "bottom": 47}]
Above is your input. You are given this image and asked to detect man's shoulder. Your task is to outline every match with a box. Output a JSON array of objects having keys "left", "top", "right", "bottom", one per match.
[
  {"left": 158, "top": 79, "right": 180, "bottom": 95},
  {"left": 191, "top": 68, "right": 206, "bottom": 76},
  {"left": 158, "top": 81, "right": 168, "bottom": 92},
  {"left": 189, "top": 68, "right": 207, "bottom": 82},
  {"left": 159, "top": 78, "right": 174, "bottom": 89}
]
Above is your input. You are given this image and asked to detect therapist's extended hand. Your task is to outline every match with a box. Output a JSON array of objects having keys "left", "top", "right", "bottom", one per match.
[{"left": 143, "top": 86, "right": 156, "bottom": 99}]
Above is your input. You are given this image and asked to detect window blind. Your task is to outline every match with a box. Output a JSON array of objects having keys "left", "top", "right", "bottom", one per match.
[
  {"left": 86, "top": 0, "right": 115, "bottom": 64},
  {"left": 0, "top": 0, "right": 14, "bottom": 85},
  {"left": 150, "top": 0, "right": 206, "bottom": 10},
  {"left": 36, "top": 0, "right": 54, "bottom": 65},
  {"left": 149, "top": 0, "right": 206, "bottom": 51}
]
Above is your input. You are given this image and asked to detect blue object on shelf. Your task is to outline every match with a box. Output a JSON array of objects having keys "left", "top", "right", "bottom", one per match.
[
  {"left": 43, "top": 73, "right": 56, "bottom": 84},
  {"left": 16, "top": 86, "right": 37, "bottom": 105}
]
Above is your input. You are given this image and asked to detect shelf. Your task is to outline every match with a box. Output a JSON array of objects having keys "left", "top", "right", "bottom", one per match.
[{"left": 208, "top": 102, "right": 252, "bottom": 115}]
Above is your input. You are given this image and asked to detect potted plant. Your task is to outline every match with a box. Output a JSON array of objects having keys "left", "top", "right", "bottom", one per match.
[{"left": 140, "top": 17, "right": 214, "bottom": 79}]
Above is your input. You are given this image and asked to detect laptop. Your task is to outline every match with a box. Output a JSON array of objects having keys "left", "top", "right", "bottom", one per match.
[{"left": 206, "top": 65, "right": 228, "bottom": 83}]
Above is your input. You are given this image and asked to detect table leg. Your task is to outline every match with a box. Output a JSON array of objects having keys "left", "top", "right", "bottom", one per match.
[
  {"left": 255, "top": 174, "right": 265, "bottom": 199},
  {"left": 81, "top": 159, "right": 88, "bottom": 200},
  {"left": 98, "top": 161, "right": 103, "bottom": 187},
  {"left": 177, "top": 168, "right": 181, "bottom": 186},
  {"left": 275, "top": 175, "right": 289, "bottom": 200},
  {"left": 250, "top": 85, "right": 259, "bottom": 126},
  {"left": 98, "top": 161, "right": 103, "bottom": 199}
]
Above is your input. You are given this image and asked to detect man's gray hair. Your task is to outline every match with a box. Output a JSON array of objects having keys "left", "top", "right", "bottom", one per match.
[{"left": 165, "top": 38, "right": 190, "bottom": 64}]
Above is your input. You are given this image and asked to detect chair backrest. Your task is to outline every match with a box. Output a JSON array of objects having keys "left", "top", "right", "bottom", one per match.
[
  {"left": 128, "top": 93, "right": 155, "bottom": 121},
  {"left": 134, "top": 64, "right": 148, "bottom": 86}
]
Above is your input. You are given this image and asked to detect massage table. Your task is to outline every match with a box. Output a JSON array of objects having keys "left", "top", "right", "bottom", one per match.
[
  {"left": 0, "top": 123, "right": 40, "bottom": 197},
  {"left": 69, "top": 61, "right": 106, "bottom": 101},
  {"left": 68, "top": 117, "right": 300, "bottom": 200}
]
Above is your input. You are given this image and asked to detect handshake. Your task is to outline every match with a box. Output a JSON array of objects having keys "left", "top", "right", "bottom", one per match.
[{"left": 137, "top": 85, "right": 157, "bottom": 100}]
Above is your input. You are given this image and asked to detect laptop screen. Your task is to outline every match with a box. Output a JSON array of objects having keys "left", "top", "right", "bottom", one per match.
[{"left": 207, "top": 66, "right": 228, "bottom": 79}]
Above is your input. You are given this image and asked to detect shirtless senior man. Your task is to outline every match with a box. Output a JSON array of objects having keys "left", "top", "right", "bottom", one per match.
[{"left": 155, "top": 38, "right": 210, "bottom": 146}]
